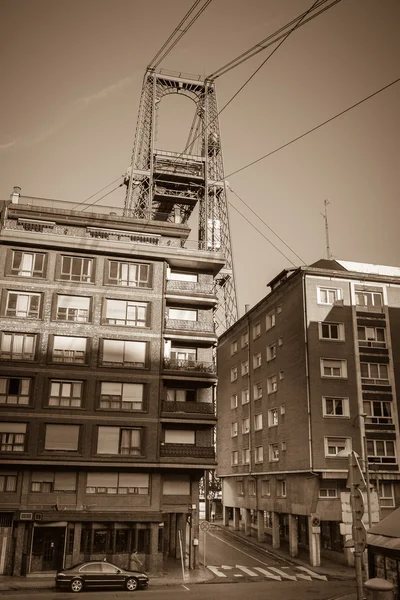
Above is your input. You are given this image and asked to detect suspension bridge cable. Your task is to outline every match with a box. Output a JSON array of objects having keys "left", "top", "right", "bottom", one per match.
[
  {"left": 226, "top": 76, "right": 400, "bottom": 179},
  {"left": 79, "top": 184, "right": 125, "bottom": 212},
  {"left": 72, "top": 176, "right": 124, "bottom": 210},
  {"left": 227, "top": 184, "right": 306, "bottom": 265}
]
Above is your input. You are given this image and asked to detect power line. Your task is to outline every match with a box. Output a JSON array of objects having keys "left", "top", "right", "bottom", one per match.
[
  {"left": 227, "top": 184, "right": 306, "bottom": 264},
  {"left": 79, "top": 183, "right": 125, "bottom": 212},
  {"left": 226, "top": 76, "right": 400, "bottom": 179},
  {"left": 72, "top": 176, "right": 124, "bottom": 210}
]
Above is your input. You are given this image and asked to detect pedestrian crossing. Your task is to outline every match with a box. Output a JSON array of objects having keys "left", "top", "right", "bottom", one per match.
[{"left": 207, "top": 565, "right": 328, "bottom": 581}]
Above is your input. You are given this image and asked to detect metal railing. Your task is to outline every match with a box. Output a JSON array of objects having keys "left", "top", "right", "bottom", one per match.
[
  {"left": 161, "top": 400, "right": 215, "bottom": 414},
  {"left": 160, "top": 444, "right": 214, "bottom": 458},
  {"left": 163, "top": 358, "right": 216, "bottom": 373}
]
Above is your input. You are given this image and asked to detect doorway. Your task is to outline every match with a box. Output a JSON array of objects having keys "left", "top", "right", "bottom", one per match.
[{"left": 31, "top": 526, "right": 65, "bottom": 571}]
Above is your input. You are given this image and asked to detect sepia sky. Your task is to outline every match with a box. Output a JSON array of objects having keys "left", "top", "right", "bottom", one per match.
[{"left": 0, "top": 0, "right": 399, "bottom": 315}]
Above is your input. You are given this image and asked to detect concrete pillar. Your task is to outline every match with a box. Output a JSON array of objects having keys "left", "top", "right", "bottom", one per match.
[
  {"left": 257, "top": 510, "right": 265, "bottom": 542},
  {"left": 244, "top": 508, "right": 251, "bottom": 536},
  {"left": 288, "top": 514, "right": 298, "bottom": 557},
  {"left": 272, "top": 512, "right": 280, "bottom": 549},
  {"left": 308, "top": 516, "right": 321, "bottom": 567},
  {"left": 170, "top": 514, "right": 177, "bottom": 557},
  {"left": 72, "top": 523, "right": 82, "bottom": 565},
  {"left": 12, "top": 523, "right": 25, "bottom": 576},
  {"left": 148, "top": 522, "right": 160, "bottom": 575},
  {"left": 176, "top": 513, "right": 186, "bottom": 560},
  {"left": 233, "top": 507, "right": 240, "bottom": 531},
  {"left": 223, "top": 505, "right": 230, "bottom": 526}
]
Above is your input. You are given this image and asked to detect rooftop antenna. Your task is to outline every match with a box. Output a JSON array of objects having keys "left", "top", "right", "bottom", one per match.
[{"left": 320, "top": 199, "right": 332, "bottom": 260}]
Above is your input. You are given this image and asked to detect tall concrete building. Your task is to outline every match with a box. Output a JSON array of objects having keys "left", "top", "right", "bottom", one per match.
[
  {"left": 0, "top": 186, "right": 223, "bottom": 575},
  {"left": 217, "top": 259, "right": 400, "bottom": 567}
]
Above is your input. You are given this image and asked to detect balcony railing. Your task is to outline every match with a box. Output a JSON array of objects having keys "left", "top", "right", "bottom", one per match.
[
  {"left": 165, "top": 318, "right": 215, "bottom": 333},
  {"left": 358, "top": 340, "right": 386, "bottom": 348},
  {"left": 166, "top": 280, "right": 214, "bottom": 294},
  {"left": 160, "top": 444, "right": 215, "bottom": 458},
  {"left": 163, "top": 358, "right": 216, "bottom": 373},
  {"left": 162, "top": 400, "right": 215, "bottom": 415},
  {"left": 361, "top": 378, "right": 390, "bottom": 386}
]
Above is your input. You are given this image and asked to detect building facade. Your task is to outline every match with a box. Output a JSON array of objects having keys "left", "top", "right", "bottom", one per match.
[
  {"left": 217, "top": 259, "right": 400, "bottom": 566},
  {"left": 0, "top": 187, "right": 224, "bottom": 575}
]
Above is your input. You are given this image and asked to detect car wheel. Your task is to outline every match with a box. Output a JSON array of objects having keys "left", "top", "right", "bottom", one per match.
[
  {"left": 125, "top": 577, "right": 138, "bottom": 591},
  {"left": 70, "top": 578, "right": 83, "bottom": 593}
]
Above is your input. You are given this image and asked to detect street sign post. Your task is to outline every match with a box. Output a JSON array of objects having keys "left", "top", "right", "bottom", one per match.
[{"left": 200, "top": 521, "right": 211, "bottom": 569}]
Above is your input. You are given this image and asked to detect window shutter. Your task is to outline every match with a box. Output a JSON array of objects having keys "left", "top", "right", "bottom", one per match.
[
  {"left": 0, "top": 422, "right": 26, "bottom": 433},
  {"left": 119, "top": 473, "right": 149, "bottom": 488},
  {"left": 57, "top": 295, "right": 90, "bottom": 309},
  {"left": 54, "top": 336, "right": 86, "bottom": 351},
  {"left": 45, "top": 424, "right": 79, "bottom": 450},
  {"left": 87, "top": 472, "right": 118, "bottom": 487},
  {"left": 122, "top": 383, "right": 143, "bottom": 402},
  {"left": 125, "top": 341, "right": 146, "bottom": 363},
  {"left": 97, "top": 426, "right": 120, "bottom": 454},
  {"left": 54, "top": 472, "right": 77, "bottom": 491},
  {"left": 103, "top": 339, "right": 123, "bottom": 362},
  {"left": 165, "top": 430, "right": 195, "bottom": 444},
  {"left": 101, "top": 382, "right": 122, "bottom": 395}
]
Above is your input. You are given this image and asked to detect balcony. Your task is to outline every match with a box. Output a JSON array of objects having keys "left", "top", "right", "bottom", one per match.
[
  {"left": 160, "top": 444, "right": 215, "bottom": 458},
  {"left": 358, "top": 340, "right": 386, "bottom": 349},
  {"left": 165, "top": 318, "right": 215, "bottom": 333},
  {"left": 166, "top": 280, "right": 214, "bottom": 294},
  {"left": 163, "top": 358, "right": 216, "bottom": 374},
  {"left": 361, "top": 378, "right": 390, "bottom": 386},
  {"left": 161, "top": 400, "right": 215, "bottom": 415}
]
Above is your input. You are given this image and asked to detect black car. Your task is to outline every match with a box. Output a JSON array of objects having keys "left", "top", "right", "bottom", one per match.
[{"left": 55, "top": 560, "right": 149, "bottom": 593}]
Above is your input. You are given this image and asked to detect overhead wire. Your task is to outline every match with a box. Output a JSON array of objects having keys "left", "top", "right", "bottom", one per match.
[
  {"left": 79, "top": 184, "right": 125, "bottom": 212},
  {"left": 226, "top": 76, "right": 400, "bottom": 179},
  {"left": 72, "top": 175, "right": 124, "bottom": 210}
]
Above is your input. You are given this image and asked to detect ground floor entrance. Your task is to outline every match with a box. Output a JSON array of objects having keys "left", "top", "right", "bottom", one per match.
[{"left": 31, "top": 525, "right": 66, "bottom": 572}]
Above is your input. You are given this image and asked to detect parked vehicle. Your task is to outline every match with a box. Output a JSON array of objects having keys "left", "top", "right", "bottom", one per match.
[{"left": 55, "top": 560, "right": 149, "bottom": 593}]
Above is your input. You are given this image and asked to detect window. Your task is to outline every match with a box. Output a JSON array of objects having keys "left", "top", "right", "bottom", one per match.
[
  {"left": 319, "top": 322, "right": 345, "bottom": 341},
  {"left": 169, "top": 270, "right": 197, "bottom": 282},
  {"left": 231, "top": 340, "right": 238, "bottom": 355},
  {"left": 0, "top": 332, "right": 36, "bottom": 361},
  {"left": 86, "top": 472, "right": 149, "bottom": 495},
  {"left": 0, "top": 474, "right": 17, "bottom": 492},
  {"left": 164, "top": 429, "right": 195, "bottom": 445},
  {"left": 237, "top": 479, "right": 244, "bottom": 495},
  {"left": 170, "top": 347, "right": 196, "bottom": 364},
  {"left": 266, "top": 343, "right": 276, "bottom": 361},
  {"left": 248, "top": 478, "right": 256, "bottom": 495},
  {"left": 280, "top": 404, "right": 285, "bottom": 415},
  {"left": 317, "top": 287, "right": 342, "bottom": 305},
  {"left": 108, "top": 261, "right": 150, "bottom": 287},
  {"left": 279, "top": 370, "right": 284, "bottom": 380},
  {"left": 11, "top": 250, "right": 45, "bottom": 277},
  {"left": 378, "top": 482, "right": 394, "bottom": 508},
  {"left": 5, "top": 291, "right": 41, "bottom": 318},
  {"left": 60, "top": 255, "right": 93, "bottom": 282},
  {"left": 277, "top": 304, "right": 283, "bottom": 314},
  {"left": 97, "top": 426, "right": 142, "bottom": 456},
  {"left": 320, "top": 358, "right": 347, "bottom": 378},
  {"left": 242, "top": 417, "right": 250, "bottom": 434},
  {"left": 281, "top": 441, "right": 286, "bottom": 452},
  {"left": 52, "top": 336, "right": 87, "bottom": 364},
  {"left": 0, "top": 423, "right": 26, "bottom": 452},
  {"left": 266, "top": 311, "right": 276, "bottom": 330},
  {"left": 269, "top": 444, "right": 279, "bottom": 462},
  {"left": 355, "top": 290, "right": 383, "bottom": 307},
  {"left": 44, "top": 424, "right": 79, "bottom": 452},
  {"left": 231, "top": 394, "right": 238, "bottom": 409},
  {"left": 363, "top": 400, "right": 392, "bottom": 424},
  {"left": 319, "top": 482, "right": 338, "bottom": 498},
  {"left": 0, "top": 378, "right": 30, "bottom": 405},
  {"left": 231, "top": 422, "right": 238, "bottom": 437},
  {"left": 322, "top": 396, "right": 350, "bottom": 417},
  {"left": 324, "top": 437, "right": 351, "bottom": 457},
  {"left": 254, "top": 413, "right": 263, "bottom": 430},
  {"left": 231, "top": 366, "right": 238, "bottom": 382},
  {"left": 105, "top": 299, "right": 148, "bottom": 327},
  {"left": 166, "top": 388, "right": 196, "bottom": 403},
  {"left": 253, "top": 352, "right": 262, "bottom": 369},
  {"left": 242, "top": 448, "right": 250, "bottom": 464},
  {"left": 241, "top": 359, "right": 249, "bottom": 376},
  {"left": 241, "top": 332, "right": 249, "bottom": 348},
  {"left": 241, "top": 389, "right": 249, "bottom": 404},
  {"left": 360, "top": 362, "right": 389, "bottom": 385},
  {"left": 168, "top": 308, "right": 197, "bottom": 321},
  {"left": 254, "top": 381, "right": 262, "bottom": 400},
  {"left": 56, "top": 295, "right": 91, "bottom": 322},
  {"left": 358, "top": 326, "right": 386, "bottom": 348},
  {"left": 267, "top": 374, "right": 278, "bottom": 393},
  {"left": 102, "top": 339, "right": 147, "bottom": 368},
  {"left": 49, "top": 380, "right": 83, "bottom": 408},
  {"left": 253, "top": 322, "right": 261, "bottom": 339},
  {"left": 262, "top": 480, "right": 270, "bottom": 496},
  {"left": 231, "top": 450, "right": 238, "bottom": 465},
  {"left": 268, "top": 408, "right": 278, "bottom": 427},
  {"left": 278, "top": 336, "right": 283, "bottom": 346},
  {"left": 100, "top": 383, "right": 144, "bottom": 410},
  {"left": 255, "top": 446, "right": 263, "bottom": 463},
  {"left": 367, "top": 440, "right": 396, "bottom": 464},
  {"left": 31, "top": 472, "right": 76, "bottom": 492},
  {"left": 277, "top": 480, "right": 286, "bottom": 497}
]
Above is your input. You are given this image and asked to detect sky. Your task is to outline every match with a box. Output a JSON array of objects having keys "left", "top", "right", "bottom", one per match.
[{"left": 0, "top": 0, "right": 399, "bottom": 316}]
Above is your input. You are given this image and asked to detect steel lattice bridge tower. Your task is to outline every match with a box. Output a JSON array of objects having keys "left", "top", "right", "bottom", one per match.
[{"left": 124, "top": 68, "right": 238, "bottom": 335}]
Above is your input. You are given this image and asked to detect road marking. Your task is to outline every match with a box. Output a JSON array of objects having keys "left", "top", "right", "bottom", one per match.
[
  {"left": 267, "top": 567, "right": 297, "bottom": 580},
  {"left": 182, "top": 584, "right": 190, "bottom": 590},
  {"left": 296, "top": 566, "right": 328, "bottom": 580},
  {"left": 293, "top": 573, "right": 313, "bottom": 581},
  {"left": 207, "top": 566, "right": 228, "bottom": 577},
  {"left": 253, "top": 566, "right": 282, "bottom": 580},
  {"left": 235, "top": 565, "right": 258, "bottom": 576},
  {"left": 234, "top": 574, "right": 243, "bottom": 577}
]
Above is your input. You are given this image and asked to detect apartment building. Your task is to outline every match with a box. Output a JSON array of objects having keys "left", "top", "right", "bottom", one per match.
[
  {"left": 217, "top": 259, "right": 400, "bottom": 566},
  {"left": 0, "top": 185, "right": 223, "bottom": 575}
]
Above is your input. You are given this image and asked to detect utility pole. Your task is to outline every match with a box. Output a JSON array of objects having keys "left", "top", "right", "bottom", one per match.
[
  {"left": 349, "top": 451, "right": 367, "bottom": 600},
  {"left": 320, "top": 199, "right": 332, "bottom": 260}
]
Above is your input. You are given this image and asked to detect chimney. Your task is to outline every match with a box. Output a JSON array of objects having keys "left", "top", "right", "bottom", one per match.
[
  {"left": 244, "top": 304, "right": 250, "bottom": 313},
  {"left": 10, "top": 186, "right": 21, "bottom": 204}
]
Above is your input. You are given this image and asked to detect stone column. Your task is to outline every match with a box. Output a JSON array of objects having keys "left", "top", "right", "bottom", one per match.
[
  {"left": 12, "top": 523, "right": 25, "bottom": 576},
  {"left": 148, "top": 522, "right": 160, "bottom": 574},
  {"left": 233, "top": 507, "right": 240, "bottom": 531},
  {"left": 257, "top": 509, "right": 265, "bottom": 542},
  {"left": 244, "top": 508, "right": 251, "bottom": 536},
  {"left": 176, "top": 513, "right": 186, "bottom": 560},
  {"left": 271, "top": 512, "right": 280, "bottom": 549},
  {"left": 72, "top": 523, "right": 82, "bottom": 565},
  {"left": 308, "top": 516, "right": 321, "bottom": 567},
  {"left": 223, "top": 505, "right": 230, "bottom": 526},
  {"left": 288, "top": 514, "right": 298, "bottom": 557},
  {"left": 169, "top": 514, "right": 177, "bottom": 557}
]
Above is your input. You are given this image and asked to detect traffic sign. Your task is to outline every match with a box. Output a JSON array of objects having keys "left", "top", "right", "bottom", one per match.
[{"left": 200, "top": 521, "right": 210, "bottom": 532}]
